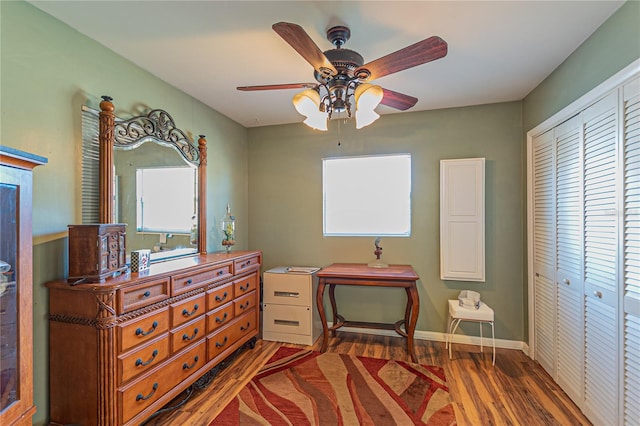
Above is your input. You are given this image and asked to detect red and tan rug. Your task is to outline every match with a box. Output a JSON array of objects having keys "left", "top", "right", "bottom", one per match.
[{"left": 210, "top": 347, "right": 457, "bottom": 425}]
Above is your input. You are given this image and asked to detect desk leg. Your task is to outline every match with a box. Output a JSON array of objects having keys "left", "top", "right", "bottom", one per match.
[
  {"left": 328, "top": 284, "right": 338, "bottom": 337},
  {"left": 405, "top": 285, "right": 420, "bottom": 363},
  {"left": 317, "top": 279, "right": 329, "bottom": 352}
]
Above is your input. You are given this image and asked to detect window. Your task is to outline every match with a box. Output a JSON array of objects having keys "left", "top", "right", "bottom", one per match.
[
  {"left": 136, "top": 166, "right": 196, "bottom": 233},
  {"left": 323, "top": 154, "right": 411, "bottom": 236}
]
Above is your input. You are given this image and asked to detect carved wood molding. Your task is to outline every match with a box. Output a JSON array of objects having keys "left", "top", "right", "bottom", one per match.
[
  {"left": 98, "top": 97, "right": 207, "bottom": 254},
  {"left": 47, "top": 283, "right": 225, "bottom": 328}
]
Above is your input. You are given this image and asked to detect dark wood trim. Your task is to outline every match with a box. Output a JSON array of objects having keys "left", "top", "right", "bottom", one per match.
[{"left": 97, "top": 97, "right": 207, "bottom": 252}]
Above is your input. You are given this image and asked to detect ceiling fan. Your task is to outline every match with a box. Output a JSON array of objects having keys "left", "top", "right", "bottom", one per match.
[{"left": 237, "top": 22, "right": 448, "bottom": 130}]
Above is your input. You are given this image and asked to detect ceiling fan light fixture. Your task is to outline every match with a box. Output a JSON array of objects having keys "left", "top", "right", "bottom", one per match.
[
  {"left": 354, "top": 83, "right": 383, "bottom": 129},
  {"left": 303, "top": 114, "right": 328, "bottom": 131},
  {"left": 293, "top": 89, "right": 328, "bottom": 131},
  {"left": 293, "top": 89, "right": 320, "bottom": 114}
]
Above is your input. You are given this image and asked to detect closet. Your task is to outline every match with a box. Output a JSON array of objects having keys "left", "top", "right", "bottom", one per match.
[{"left": 529, "top": 65, "right": 639, "bottom": 425}]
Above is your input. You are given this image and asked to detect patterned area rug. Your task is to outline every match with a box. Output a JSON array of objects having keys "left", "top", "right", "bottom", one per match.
[{"left": 210, "top": 346, "right": 457, "bottom": 425}]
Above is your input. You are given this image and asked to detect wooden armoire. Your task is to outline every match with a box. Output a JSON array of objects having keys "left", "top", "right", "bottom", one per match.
[{"left": 0, "top": 146, "right": 47, "bottom": 426}]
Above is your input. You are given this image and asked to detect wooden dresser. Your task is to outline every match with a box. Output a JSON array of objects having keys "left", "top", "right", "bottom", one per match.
[{"left": 47, "top": 250, "right": 261, "bottom": 426}]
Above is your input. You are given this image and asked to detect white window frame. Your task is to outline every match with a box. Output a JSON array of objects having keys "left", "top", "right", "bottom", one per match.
[{"left": 322, "top": 154, "right": 412, "bottom": 237}]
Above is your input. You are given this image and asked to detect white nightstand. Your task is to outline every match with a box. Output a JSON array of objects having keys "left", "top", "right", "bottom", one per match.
[{"left": 262, "top": 266, "right": 321, "bottom": 345}]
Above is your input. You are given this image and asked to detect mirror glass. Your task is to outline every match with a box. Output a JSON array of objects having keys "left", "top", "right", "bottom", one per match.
[
  {"left": 81, "top": 106, "right": 200, "bottom": 263},
  {"left": 114, "top": 142, "right": 198, "bottom": 261}
]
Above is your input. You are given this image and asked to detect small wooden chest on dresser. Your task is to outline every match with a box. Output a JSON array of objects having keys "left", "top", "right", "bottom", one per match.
[
  {"left": 67, "top": 223, "right": 127, "bottom": 283},
  {"left": 47, "top": 250, "right": 261, "bottom": 426}
]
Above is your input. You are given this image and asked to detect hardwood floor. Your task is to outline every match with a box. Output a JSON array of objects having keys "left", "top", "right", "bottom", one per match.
[{"left": 144, "top": 333, "right": 591, "bottom": 425}]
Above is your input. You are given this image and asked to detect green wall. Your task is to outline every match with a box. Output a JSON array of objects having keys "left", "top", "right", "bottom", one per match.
[
  {"left": 523, "top": 0, "right": 640, "bottom": 131},
  {"left": 1, "top": 2, "right": 249, "bottom": 424},
  {"left": 248, "top": 103, "right": 525, "bottom": 337},
  {"left": 521, "top": 0, "right": 640, "bottom": 337}
]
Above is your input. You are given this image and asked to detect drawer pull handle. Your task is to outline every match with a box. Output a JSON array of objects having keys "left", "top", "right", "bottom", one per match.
[
  {"left": 274, "top": 319, "right": 300, "bottom": 326},
  {"left": 135, "top": 349, "right": 159, "bottom": 367},
  {"left": 563, "top": 279, "right": 570, "bottom": 285},
  {"left": 215, "top": 292, "right": 228, "bottom": 302},
  {"left": 217, "top": 270, "right": 225, "bottom": 276},
  {"left": 239, "top": 301, "right": 250, "bottom": 310},
  {"left": 240, "top": 322, "right": 251, "bottom": 332},
  {"left": 594, "top": 290, "right": 603, "bottom": 298},
  {"left": 215, "top": 313, "right": 228, "bottom": 324},
  {"left": 240, "top": 283, "right": 251, "bottom": 292},
  {"left": 182, "top": 304, "right": 199, "bottom": 317},
  {"left": 182, "top": 328, "right": 199, "bottom": 341},
  {"left": 183, "top": 355, "right": 199, "bottom": 370},
  {"left": 241, "top": 261, "right": 250, "bottom": 268},
  {"left": 135, "top": 321, "right": 158, "bottom": 337},
  {"left": 185, "top": 279, "right": 193, "bottom": 285},
  {"left": 142, "top": 291, "right": 151, "bottom": 298},
  {"left": 136, "top": 383, "right": 158, "bottom": 402},
  {"left": 274, "top": 291, "right": 299, "bottom": 298},
  {"left": 215, "top": 336, "right": 228, "bottom": 348}
]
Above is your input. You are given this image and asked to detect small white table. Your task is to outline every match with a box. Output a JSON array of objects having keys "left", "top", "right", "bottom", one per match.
[{"left": 446, "top": 299, "right": 495, "bottom": 365}]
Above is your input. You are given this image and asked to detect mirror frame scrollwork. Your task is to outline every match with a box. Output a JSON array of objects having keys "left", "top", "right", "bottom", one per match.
[{"left": 98, "top": 96, "right": 207, "bottom": 254}]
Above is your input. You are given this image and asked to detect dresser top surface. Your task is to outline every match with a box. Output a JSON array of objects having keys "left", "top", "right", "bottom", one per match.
[{"left": 46, "top": 250, "right": 262, "bottom": 290}]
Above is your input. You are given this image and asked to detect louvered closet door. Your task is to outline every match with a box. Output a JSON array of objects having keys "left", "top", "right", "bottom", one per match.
[
  {"left": 622, "top": 77, "right": 640, "bottom": 426},
  {"left": 582, "top": 91, "right": 619, "bottom": 426},
  {"left": 554, "top": 115, "right": 584, "bottom": 405},
  {"left": 532, "top": 130, "right": 557, "bottom": 376}
]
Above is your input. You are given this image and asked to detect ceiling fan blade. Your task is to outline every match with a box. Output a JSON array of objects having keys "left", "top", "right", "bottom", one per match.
[
  {"left": 356, "top": 36, "right": 447, "bottom": 81},
  {"left": 272, "top": 22, "right": 338, "bottom": 78},
  {"left": 380, "top": 88, "right": 418, "bottom": 110},
  {"left": 237, "top": 83, "right": 317, "bottom": 91}
]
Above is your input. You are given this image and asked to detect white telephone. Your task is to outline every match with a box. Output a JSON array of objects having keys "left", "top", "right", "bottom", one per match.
[{"left": 458, "top": 290, "right": 481, "bottom": 309}]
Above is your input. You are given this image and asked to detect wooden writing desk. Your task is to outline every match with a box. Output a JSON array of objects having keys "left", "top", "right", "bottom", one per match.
[{"left": 316, "top": 263, "right": 420, "bottom": 362}]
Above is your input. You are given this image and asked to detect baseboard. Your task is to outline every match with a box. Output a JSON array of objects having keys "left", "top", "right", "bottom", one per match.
[{"left": 329, "top": 323, "right": 529, "bottom": 353}]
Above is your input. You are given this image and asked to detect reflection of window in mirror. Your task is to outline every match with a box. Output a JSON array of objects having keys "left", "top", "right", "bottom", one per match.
[{"left": 136, "top": 167, "right": 196, "bottom": 233}]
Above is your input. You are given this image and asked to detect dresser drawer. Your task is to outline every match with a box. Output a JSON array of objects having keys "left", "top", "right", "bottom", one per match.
[
  {"left": 170, "top": 316, "right": 206, "bottom": 353},
  {"left": 234, "top": 291, "right": 257, "bottom": 317},
  {"left": 172, "top": 263, "right": 233, "bottom": 296},
  {"left": 171, "top": 339, "right": 207, "bottom": 387},
  {"left": 118, "top": 335, "right": 170, "bottom": 384},
  {"left": 233, "top": 273, "right": 258, "bottom": 298},
  {"left": 170, "top": 294, "right": 206, "bottom": 328},
  {"left": 119, "top": 278, "right": 170, "bottom": 313},
  {"left": 118, "top": 309, "right": 170, "bottom": 353},
  {"left": 263, "top": 303, "right": 312, "bottom": 336},
  {"left": 207, "top": 311, "right": 256, "bottom": 361},
  {"left": 118, "top": 340, "right": 206, "bottom": 425},
  {"left": 206, "top": 303, "right": 235, "bottom": 333},
  {"left": 206, "top": 282, "right": 234, "bottom": 310},
  {"left": 234, "top": 254, "right": 260, "bottom": 274},
  {"left": 263, "top": 272, "right": 312, "bottom": 307}
]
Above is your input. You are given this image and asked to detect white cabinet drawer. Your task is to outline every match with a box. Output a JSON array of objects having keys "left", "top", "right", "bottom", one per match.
[
  {"left": 263, "top": 303, "right": 312, "bottom": 336},
  {"left": 263, "top": 273, "right": 312, "bottom": 306}
]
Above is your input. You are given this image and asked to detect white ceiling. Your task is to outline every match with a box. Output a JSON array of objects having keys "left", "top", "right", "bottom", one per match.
[{"left": 29, "top": 1, "right": 623, "bottom": 128}]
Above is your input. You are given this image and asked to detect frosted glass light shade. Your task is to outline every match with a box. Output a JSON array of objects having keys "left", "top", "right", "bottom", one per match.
[
  {"left": 355, "top": 84, "right": 383, "bottom": 129},
  {"left": 303, "top": 114, "right": 328, "bottom": 131},
  {"left": 293, "top": 89, "right": 328, "bottom": 131}
]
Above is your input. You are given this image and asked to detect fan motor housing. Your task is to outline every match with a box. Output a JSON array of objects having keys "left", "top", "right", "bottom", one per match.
[{"left": 314, "top": 48, "right": 364, "bottom": 83}]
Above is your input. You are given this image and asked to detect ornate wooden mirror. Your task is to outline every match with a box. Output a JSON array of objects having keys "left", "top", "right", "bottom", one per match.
[{"left": 98, "top": 96, "right": 207, "bottom": 258}]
